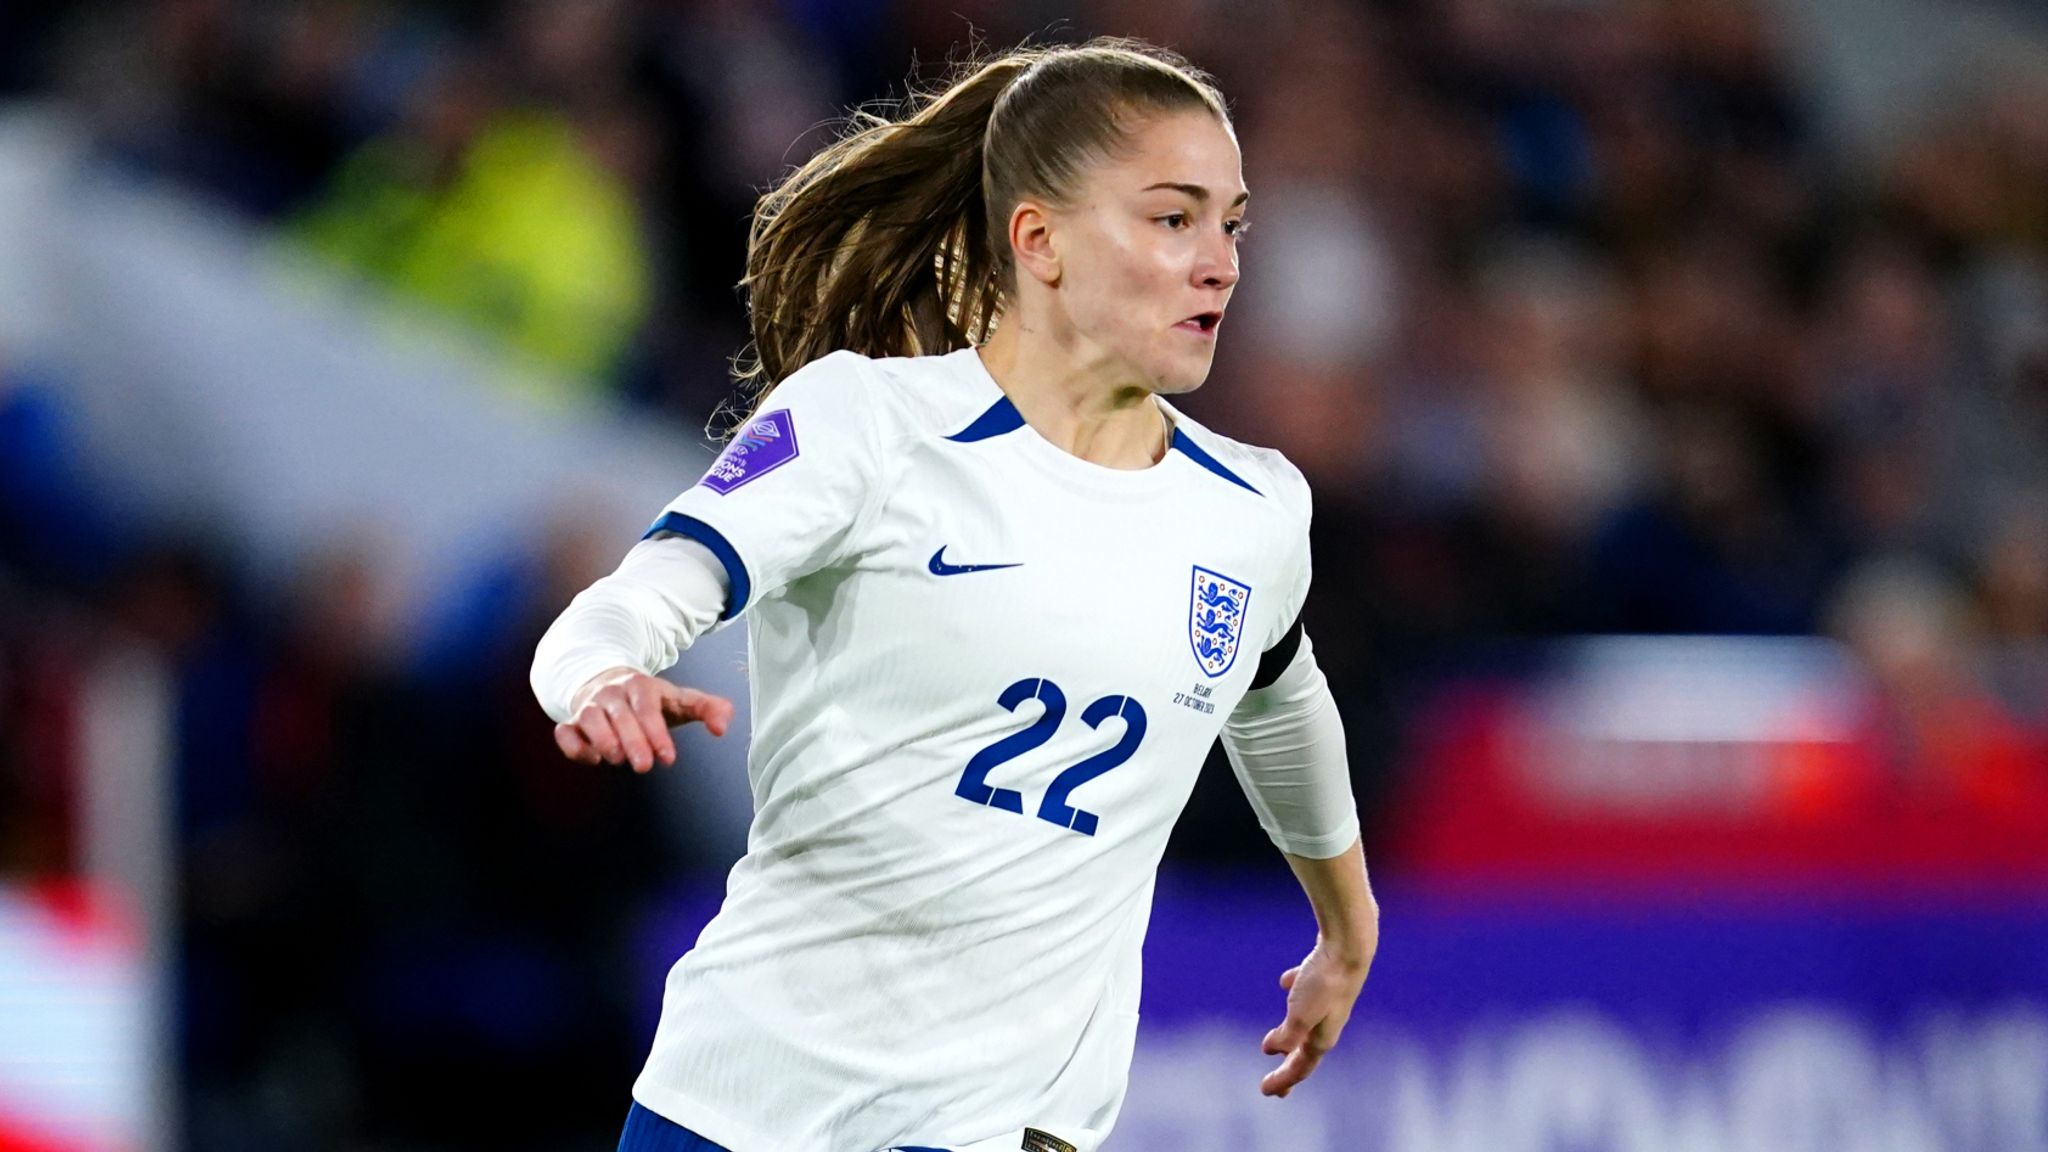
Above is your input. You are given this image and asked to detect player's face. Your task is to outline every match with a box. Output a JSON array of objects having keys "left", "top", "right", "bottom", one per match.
[{"left": 1051, "top": 111, "right": 1247, "bottom": 395}]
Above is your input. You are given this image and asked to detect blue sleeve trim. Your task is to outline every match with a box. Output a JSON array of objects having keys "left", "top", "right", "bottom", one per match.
[
  {"left": 946, "top": 395, "right": 1027, "bottom": 442},
  {"left": 643, "top": 511, "right": 751, "bottom": 621},
  {"left": 1168, "top": 428, "right": 1263, "bottom": 495}
]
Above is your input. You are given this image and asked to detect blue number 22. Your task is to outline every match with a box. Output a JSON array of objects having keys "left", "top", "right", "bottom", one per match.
[{"left": 955, "top": 677, "right": 1148, "bottom": 837}]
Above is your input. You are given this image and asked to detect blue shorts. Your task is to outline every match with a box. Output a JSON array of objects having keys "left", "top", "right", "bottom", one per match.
[
  {"left": 617, "top": 1102, "right": 954, "bottom": 1152},
  {"left": 617, "top": 1103, "right": 730, "bottom": 1151}
]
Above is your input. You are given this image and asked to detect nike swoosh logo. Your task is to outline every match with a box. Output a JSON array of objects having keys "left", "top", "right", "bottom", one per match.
[{"left": 928, "top": 546, "right": 1024, "bottom": 576}]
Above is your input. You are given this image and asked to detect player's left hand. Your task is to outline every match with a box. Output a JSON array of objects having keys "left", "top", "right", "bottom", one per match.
[{"left": 1259, "top": 931, "right": 1376, "bottom": 1098}]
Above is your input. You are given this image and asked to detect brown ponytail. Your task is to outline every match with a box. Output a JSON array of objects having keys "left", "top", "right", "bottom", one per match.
[{"left": 732, "top": 36, "right": 1230, "bottom": 411}]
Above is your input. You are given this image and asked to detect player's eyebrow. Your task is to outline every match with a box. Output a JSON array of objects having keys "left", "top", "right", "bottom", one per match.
[{"left": 1141, "top": 182, "right": 1251, "bottom": 208}]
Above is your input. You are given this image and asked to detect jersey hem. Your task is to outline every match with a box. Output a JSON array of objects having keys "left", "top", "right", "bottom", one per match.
[{"left": 630, "top": 1083, "right": 782, "bottom": 1152}]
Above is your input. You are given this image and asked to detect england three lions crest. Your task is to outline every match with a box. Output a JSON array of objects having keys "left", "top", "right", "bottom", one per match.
[{"left": 1189, "top": 566, "right": 1252, "bottom": 678}]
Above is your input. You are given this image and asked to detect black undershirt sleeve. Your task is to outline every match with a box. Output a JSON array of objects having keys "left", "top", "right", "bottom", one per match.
[{"left": 1247, "top": 612, "right": 1303, "bottom": 692}]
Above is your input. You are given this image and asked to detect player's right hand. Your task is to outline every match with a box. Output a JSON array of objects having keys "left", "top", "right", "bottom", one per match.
[{"left": 556, "top": 666, "right": 735, "bottom": 773}]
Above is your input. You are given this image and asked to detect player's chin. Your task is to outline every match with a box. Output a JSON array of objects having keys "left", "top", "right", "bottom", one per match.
[{"left": 1151, "top": 349, "right": 1215, "bottom": 394}]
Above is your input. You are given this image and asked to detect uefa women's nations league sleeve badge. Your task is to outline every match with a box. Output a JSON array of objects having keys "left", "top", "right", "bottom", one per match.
[
  {"left": 1188, "top": 565, "right": 1251, "bottom": 678},
  {"left": 699, "top": 409, "right": 801, "bottom": 494}
]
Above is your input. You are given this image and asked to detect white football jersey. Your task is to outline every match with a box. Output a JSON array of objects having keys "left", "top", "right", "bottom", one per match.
[{"left": 632, "top": 346, "right": 1315, "bottom": 1152}]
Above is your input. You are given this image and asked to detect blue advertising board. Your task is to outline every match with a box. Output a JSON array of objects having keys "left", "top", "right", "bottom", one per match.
[
  {"left": 1122, "top": 875, "right": 2048, "bottom": 1152},
  {"left": 639, "top": 873, "right": 2048, "bottom": 1151}
]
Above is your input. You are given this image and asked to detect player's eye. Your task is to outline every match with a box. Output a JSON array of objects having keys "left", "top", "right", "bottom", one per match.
[
  {"left": 1158, "top": 212, "right": 1189, "bottom": 230},
  {"left": 1225, "top": 218, "right": 1251, "bottom": 240}
]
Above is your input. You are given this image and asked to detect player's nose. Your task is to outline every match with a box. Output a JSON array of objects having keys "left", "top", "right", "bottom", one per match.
[{"left": 1195, "top": 235, "right": 1239, "bottom": 291}]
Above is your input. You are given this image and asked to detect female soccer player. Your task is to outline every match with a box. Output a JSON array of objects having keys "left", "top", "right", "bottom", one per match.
[{"left": 532, "top": 37, "right": 1378, "bottom": 1152}]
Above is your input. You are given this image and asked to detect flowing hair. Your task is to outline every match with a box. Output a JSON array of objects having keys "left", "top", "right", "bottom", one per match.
[{"left": 726, "top": 36, "right": 1230, "bottom": 426}]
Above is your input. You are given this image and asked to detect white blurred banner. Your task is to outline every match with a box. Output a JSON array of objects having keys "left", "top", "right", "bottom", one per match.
[{"left": 1119, "top": 1006, "right": 2048, "bottom": 1152}]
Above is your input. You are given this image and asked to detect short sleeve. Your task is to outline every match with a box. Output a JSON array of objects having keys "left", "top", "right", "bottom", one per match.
[
  {"left": 643, "top": 350, "right": 882, "bottom": 623},
  {"left": 1263, "top": 450, "right": 1314, "bottom": 652}
]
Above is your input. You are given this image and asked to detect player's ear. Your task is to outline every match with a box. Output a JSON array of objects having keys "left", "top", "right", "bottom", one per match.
[{"left": 1008, "top": 200, "right": 1061, "bottom": 288}]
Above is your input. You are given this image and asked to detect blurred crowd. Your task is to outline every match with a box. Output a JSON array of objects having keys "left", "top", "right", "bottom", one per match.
[
  {"left": 4, "top": 0, "right": 2048, "bottom": 1147},
  {"left": 1, "top": 380, "right": 670, "bottom": 1143},
  {"left": 23, "top": 0, "right": 2048, "bottom": 663}
]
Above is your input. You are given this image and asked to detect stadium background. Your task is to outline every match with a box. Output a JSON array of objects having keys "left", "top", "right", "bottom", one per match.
[{"left": 1, "top": 0, "right": 2045, "bottom": 1148}]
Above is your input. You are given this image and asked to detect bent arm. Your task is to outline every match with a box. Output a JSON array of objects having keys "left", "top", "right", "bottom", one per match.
[
  {"left": 530, "top": 535, "right": 730, "bottom": 723},
  {"left": 1223, "top": 630, "right": 1377, "bottom": 952},
  {"left": 1227, "top": 634, "right": 1380, "bottom": 1096}
]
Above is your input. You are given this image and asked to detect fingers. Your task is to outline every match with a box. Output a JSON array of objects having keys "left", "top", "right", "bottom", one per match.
[
  {"left": 1262, "top": 998, "right": 1335, "bottom": 1098},
  {"left": 554, "top": 675, "right": 736, "bottom": 772},
  {"left": 657, "top": 683, "right": 736, "bottom": 737},
  {"left": 604, "top": 699, "right": 659, "bottom": 773},
  {"left": 627, "top": 682, "right": 678, "bottom": 767},
  {"left": 567, "top": 697, "right": 649, "bottom": 771},
  {"left": 554, "top": 723, "right": 600, "bottom": 765},
  {"left": 575, "top": 705, "right": 630, "bottom": 768},
  {"left": 1262, "top": 1014, "right": 1310, "bottom": 1057},
  {"left": 1260, "top": 1042, "right": 1325, "bottom": 1098},
  {"left": 1261, "top": 946, "right": 1370, "bottom": 1098}
]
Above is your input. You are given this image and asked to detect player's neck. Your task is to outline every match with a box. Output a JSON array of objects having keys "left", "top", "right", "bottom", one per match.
[{"left": 976, "top": 324, "right": 1169, "bottom": 471}]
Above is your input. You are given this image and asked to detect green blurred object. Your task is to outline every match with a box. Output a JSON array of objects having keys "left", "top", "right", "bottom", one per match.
[{"left": 294, "top": 110, "right": 650, "bottom": 392}]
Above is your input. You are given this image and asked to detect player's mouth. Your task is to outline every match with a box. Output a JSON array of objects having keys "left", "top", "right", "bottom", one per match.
[{"left": 1174, "top": 311, "right": 1223, "bottom": 339}]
